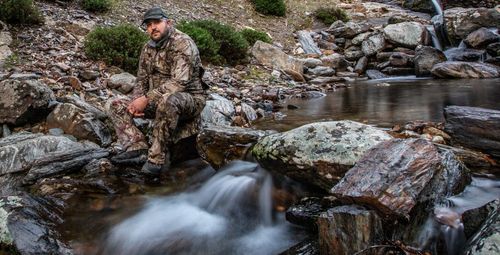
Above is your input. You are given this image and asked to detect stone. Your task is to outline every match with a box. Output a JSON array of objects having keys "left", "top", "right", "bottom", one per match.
[
  {"left": 297, "top": 31, "right": 322, "bottom": 55},
  {"left": 486, "top": 42, "right": 500, "bottom": 57},
  {"left": 54, "top": 63, "right": 70, "bottom": 72},
  {"left": 354, "top": 56, "right": 368, "bottom": 74},
  {"left": 318, "top": 205, "right": 383, "bottom": 255},
  {"left": 9, "top": 73, "right": 40, "bottom": 80},
  {"left": 107, "top": 72, "right": 136, "bottom": 94},
  {"left": 389, "top": 52, "right": 414, "bottom": 67},
  {"left": 444, "top": 7, "right": 500, "bottom": 43},
  {"left": 362, "top": 33, "right": 386, "bottom": 56},
  {"left": 328, "top": 21, "right": 371, "bottom": 39},
  {"left": 381, "top": 67, "right": 415, "bottom": 75},
  {"left": 431, "top": 61, "right": 500, "bottom": 78},
  {"left": 284, "top": 69, "right": 305, "bottom": 82},
  {"left": 300, "top": 58, "right": 323, "bottom": 69},
  {"left": 79, "top": 69, "right": 99, "bottom": 81},
  {"left": 414, "top": 45, "right": 447, "bottom": 77},
  {"left": 365, "top": 69, "right": 389, "bottom": 79},
  {"left": 317, "top": 40, "right": 339, "bottom": 51},
  {"left": 444, "top": 106, "right": 500, "bottom": 158},
  {"left": 465, "top": 201, "right": 500, "bottom": 255},
  {"left": 320, "top": 53, "right": 349, "bottom": 70},
  {"left": 46, "top": 103, "right": 112, "bottom": 147},
  {"left": 201, "top": 94, "right": 235, "bottom": 127},
  {"left": 445, "top": 48, "right": 487, "bottom": 62},
  {"left": 0, "top": 79, "right": 55, "bottom": 125},
  {"left": 344, "top": 46, "right": 364, "bottom": 61},
  {"left": 251, "top": 41, "right": 304, "bottom": 78},
  {"left": 197, "top": 126, "right": 274, "bottom": 169},
  {"left": 351, "top": 32, "right": 372, "bottom": 46},
  {"left": 240, "top": 102, "right": 257, "bottom": 123},
  {"left": 384, "top": 22, "right": 429, "bottom": 48},
  {"left": 59, "top": 95, "right": 107, "bottom": 120},
  {"left": 306, "top": 66, "right": 335, "bottom": 76},
  {"left": 252, "top": 121, "right": 392, "bottom": 191},
  {"left": 286, "top": 197, "right": 338, "bottom": 230},
  {"left": 464, "top": 27, "right": 500, "bottom": 49}
]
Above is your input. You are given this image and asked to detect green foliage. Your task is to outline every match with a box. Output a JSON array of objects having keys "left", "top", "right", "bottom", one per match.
[
  {"left": 251, "top": 0, "right": 286, "bottom": 17},
  {"left": 179, "top": 20, "right": 249, "bottom": 65},
  {"left": 0, "top": 0, "right": 43, "bottom": 24},
  {"left": 241, "top": 28, "right": 271, "bottom": 46},
  {"left": 84, "top": 24, "right": 148, "bottom": 73},
  {"left": 81, "top": 0, "right": 111, "bottom": 12},
  {"left": 313, "top": 7, "right": 350, "bottom": 25},
  {"left": 177, "top": 22, "right": 221, "bottom": 63}
]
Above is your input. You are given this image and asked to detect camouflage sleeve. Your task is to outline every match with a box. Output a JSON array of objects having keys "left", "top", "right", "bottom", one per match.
[
  {"left": 146, "top": 37, "right": 196, "bottom": 101},
  {"left": 132, "top": 45, "right": 149, "bottom": 100}
]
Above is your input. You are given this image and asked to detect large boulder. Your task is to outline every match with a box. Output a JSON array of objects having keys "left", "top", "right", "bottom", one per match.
[
  {"left": 414, "top": 45, "right": 447, "bottom": 76},
  {"left": 200, "top": 94, "right": 236, "bottom": 127},
  {"left": 297, "top": 31, "right": 322, "bottom": 55},
  {"left": 251, "top": 41, "right": 304, "bottom": 80},
  {"left": 197, "top": 126, "right": 275, "bottom": 169},
  {"left": 444, "top": 48, "right": 486, "bottom": 62},
  {"left": 444, "top": 7, "right": 500, "bottom": 43},
  {"left": 444, "top": 106, "right": 500, "bottom": 159},
  {"left": 252, "top": 121, "right": 392, "bottom": 191},
  {"left": 0, "top": 79, "right": 55, "bottom": 125},
  {"left": 464, "top": 27, "right": 500, "bottom": 49},
  {"left": 46, "top": 103, "right": 112, "bottom": 147},
  {"left": 383, "top": 22, "right": 429, "bottom": 49},
  {"left": 487, "top": 42, "right": 500, "bottom": 57},
  {"left": 361, "top": 33, "right": 386, "bottom": 56},
  {"left": 0, "top": 195, "right": 72, "bottom": 254},
  {"left": 107, "top": 72, "right": 136, "bottom": 94},
  {"left": 431, "top": 61, "right": 500, "bottom": 78}
]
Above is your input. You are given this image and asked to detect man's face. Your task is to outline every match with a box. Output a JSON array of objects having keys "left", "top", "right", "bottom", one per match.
[{"left": 146, "top": 19, "right": 171, "bottom": 41}]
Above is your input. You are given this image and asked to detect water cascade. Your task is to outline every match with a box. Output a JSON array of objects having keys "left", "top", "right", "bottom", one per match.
[
  {"left": 101, "top": 161, "right": 303, "bottom": 255},
  {"left": 427, "top": 25, "right": 443, "bottom": 51}
]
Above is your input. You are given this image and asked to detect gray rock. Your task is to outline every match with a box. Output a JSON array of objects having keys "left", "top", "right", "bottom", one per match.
[
  {"left": 46, "top": 103, "right": 112, "bottom": 146},
  {"left": 381, "top": 67, "right": 415, "bottom": 75},
  {"left": 465, "top": 27, "right": 500, "bottom": 49},
  {"left": 79, "top": 69, "right": 99, "bottom": 81},
  {"left": 352, "top": 32, "right": 372, "bottom": 46},
  {"left": 240, "top": 102, "right": 257, "bottom": 123},
  {"left": 320, "top": 53, "right": 350, "bottom": 69},
  {"left": 9, "top": 73, "right": 40, "bottom": 80},
  {"left": 0, "top": 79, "right": 55, "bottom": 125},
  {"left": 286, "top": 197, "right": 338, "bottom": 230},
  {"left": 362, "top": 33, "right": 386, "bottom": 56},
  {"left": 445, "top": 47, "right": 487, "bottom": 62},
  {"left": 108, "top": 72, "right": 136, "bottom": 94},
  {"left": 444, "top": 7, "right": 500, "bottom": 43},
  {"left": 251, "top": 41, "right": 304, "bottom": 78},
  {"left": 366, "top": 69, "right": 389, "bottom": 79},
  {"left": 384, "top": 22, "right": 429, "bottom": 48},
  {"left": 201, "top": 94, "right": 235, "bottom": 127},
  {"left": 414, "top": 45, "right": 447, "bottom": 77},
  {"left": 306, "top": 66, "right": 336, "bottom": 76},
  {"left": 59, "top": 95, "right": 107, "bottom": 120},
  {"left": 300, "top": 58, "right": 323, "bottom": 69},
  {"left": 252, "top": 121, "right": 392, "bottom": 191},
  {"left": 344, "top": 46, "right": 364, "bottom": 61},
  {"left": 486, "top": 42, "right": 500, "bottom": 57},
  {"left": 328, "top": 21, "right": 371, "bottom": 39},
  {"left": 308, "top": 76, "right": 345, "bottom": 85},
  {"left": 389, "top": 52, "right": 414, "bottom": 67},
  {"left": 354, "top": 56, "right": 368, "bottom": 74},
  {"left": 297, "top": 30, "right": 322, "bottom": 54},
  {"left": 465, "top": 201, "right": 500, "bottom": 255},
  {"left": 431, "top": 61, "right": 500, "bottom": 78}
]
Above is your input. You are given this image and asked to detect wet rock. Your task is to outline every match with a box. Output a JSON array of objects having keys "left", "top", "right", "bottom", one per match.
[
  {"left": 297, "top": 31, "right": 322, "bottom": 55},
  {"left": 286, "top": 197, "right": 338, "bottom": 231},
  {"left": 465, "top": 200, "right": 500, "bottom": 255},
  {"left": 389, "top": 52, "right": 414, "bottom": 67},
  {"left": 46, "top": 103, "right": 112, "bottom": 146},
  {"left": 306, "top": 66, "right": 335, "bottom": 76},
  {"left": 252, "top": 121, "right": 392, "bottom": 191},
  {"left": 414, "top": 45, "right": 447, "bottom": 77},
  {"left": 197, "top": 126, "right": 274, "bottom": 169},
  {"left": 366, "top": 69, "right": 389, "bottom": 79},
  {"left": 318, "top": 205, "right": 383, "bottom": 255},
  {"left": 107, "top": 72, "right": 136, "bottom": 94},
  {"left": 362, "top": 33, "right": 386, "bottom": 56},
  {"left": 0, "top": 79, "right": 55, "bottom": 125},
  {"left": 240, "top": 102, "right": 258, "bottom": 123},
  {"left": 200, "top": 94, "right": 235, "bottom": 127},
  {"left": 444, "top": 106, "right": 500, "bottom": 158},
  {"left": 436, "top": 144, "right": 498, "bottom": 172},
  {"left": 445, "top": 48, "right": 487, "bottom": 62},
  {"left": 279, "top": 238, "right": 319, "bottom": 255},
  {"left": 0, "top": 195, "right": 72, "bottom": 254},
  {"left": 486, "top": 42, "right": 500, "bottom": 57},
  {"left": 485, "top": 56, "right": 500, "bottom": 67},
  {"left": 251, "top": 41, "right": 304, "bottom": 78},
  {"left": 300, "top": 58, "right": 323, "bottom": 69},
  {"left": 354, "top": 56, "right": 368, "bottom": 74},
  {"left": 381, "top": 67, "right": 415, "bottom": 75},
  {"left": 431, "top": 61, "right": 500, "bottom": 78},
  {"left": 444, "top": 7, "right": 500, "bottom": 43},
  {"left": 331, "top": 139, "right": 444, "bottom": 219},
  {"left": 320, "top": 53, "right": 349, "bottom": 70},
  {"left": 464, "top": 27, "right": 500, "bottom": 49},
  {"left": 383, "top": 22, "right": 429, "bottom": 49}
]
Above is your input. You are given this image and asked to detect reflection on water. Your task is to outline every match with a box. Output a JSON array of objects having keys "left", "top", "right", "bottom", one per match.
[{"left": 255, "top": 78, "right": 500, "bottom": 131}]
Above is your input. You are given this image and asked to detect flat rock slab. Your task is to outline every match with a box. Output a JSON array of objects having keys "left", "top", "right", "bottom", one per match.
[
  {"left": 331, "top": 138, "right": 442, "bottom": 219},
  {"left": 252, "top": 121, "right": 391, "bottom": 191},
  {"left": 445, "top": 106, "right": 500, "bottom": 159},
  {"left": 431, "top": 61, "right": 500, "bottom": 78}
]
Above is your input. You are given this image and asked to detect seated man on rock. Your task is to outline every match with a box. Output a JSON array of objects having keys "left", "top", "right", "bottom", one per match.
[{"left": 106, "top": 7, "right": 206, "bottom": 176}]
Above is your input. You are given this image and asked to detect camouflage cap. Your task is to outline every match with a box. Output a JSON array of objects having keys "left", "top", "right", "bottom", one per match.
[{"left": 142, "top": 7, "right": 168, "bottom": 25}]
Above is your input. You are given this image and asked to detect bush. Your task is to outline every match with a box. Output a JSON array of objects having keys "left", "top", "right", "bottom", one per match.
[
  {"left": 241, "top": 28, "right": 271, "bottom": 46},
  {"left": 252, "top": 0, "right": 286, "bottom": 17},
  {"left": 84, "top": 24, "right": 148, "bottom": 73},
  {"left": 81, "top": 0, "right": 111, "bottom": 12},
  {"left": 314, "top": 7, "right": 350, "bottom": 25},
  {"left": 179, "top": 20, "right": 249, "bottom": 65},
  {"left": 177, "top": 22, "right": 221, "bottom": 63},
  {"left": 0, "top": 0, "right": 43, "bottom": 24}
]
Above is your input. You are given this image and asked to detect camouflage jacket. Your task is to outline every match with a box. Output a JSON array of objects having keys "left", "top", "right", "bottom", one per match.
[{"left": 133, "top": 28, "right": 205, "bottom": 102}]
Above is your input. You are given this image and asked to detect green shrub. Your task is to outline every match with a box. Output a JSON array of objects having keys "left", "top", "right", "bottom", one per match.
[
  {"left": 252, "top": 0, "right": 286, "bottom": 17},
  {"left": 81, "top": 0, "right": 111, "bottom": 12},
  {"left": 314, "top": 7, "right": 350, "bottom": 25},
  {"left": 177, "top": 22, "right": 221, "bottom": 63},
  {"left": 84, "top": 24, "right": 148, "bottom": 73},
  {"left": 241, "top": 28, "right": 271, "bottom": 46},
  {"left": 181, "top": 20, "right": 249, "bottom": 65},
  {"left": 0, "top": 0, "right": 43, "bottom": 24}
]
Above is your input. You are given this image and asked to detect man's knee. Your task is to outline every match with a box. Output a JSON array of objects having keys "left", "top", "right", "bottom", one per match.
[{"left": 157, "top": 92, "right": 189, "bottom": 114}]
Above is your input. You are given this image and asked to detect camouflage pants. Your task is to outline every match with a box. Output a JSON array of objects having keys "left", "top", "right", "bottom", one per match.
[{"left": 106, "top": 92, "right": 205, "bottom": 165}]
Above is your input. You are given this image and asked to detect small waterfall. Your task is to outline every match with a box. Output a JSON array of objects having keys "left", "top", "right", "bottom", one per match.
[
  {"left": 431, "top": 0, "right": 443, "bottom": 16},
  {"left": 426, "top": 25, "right": 443, "bottom": 51},
  {"left": 102, "top": 160, "right": 302, "bottom": 255},
  {"left": 417, "top": 177, "right": 500, "bottom": 255}
]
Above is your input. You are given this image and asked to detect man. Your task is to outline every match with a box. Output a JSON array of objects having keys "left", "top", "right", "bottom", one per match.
[{"left": 106, "top": 7, "right": 206, "bottom": 175}]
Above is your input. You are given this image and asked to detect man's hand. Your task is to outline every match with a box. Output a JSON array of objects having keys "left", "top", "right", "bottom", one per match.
[{"left": 127, "top": 96, "right": 149, "bottom": 117}]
